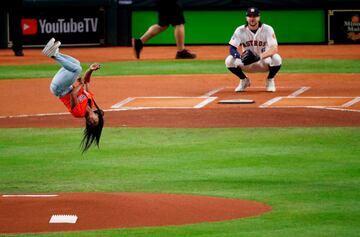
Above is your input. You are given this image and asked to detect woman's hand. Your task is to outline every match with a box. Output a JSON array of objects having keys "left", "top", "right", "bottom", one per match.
[{"left": 90, "top": 63, "right": 101, "bottom": 71}]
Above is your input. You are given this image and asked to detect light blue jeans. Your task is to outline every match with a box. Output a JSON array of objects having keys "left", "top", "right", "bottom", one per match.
[{"left": 50, "top": 53, "right": 82, "bottom": 97}]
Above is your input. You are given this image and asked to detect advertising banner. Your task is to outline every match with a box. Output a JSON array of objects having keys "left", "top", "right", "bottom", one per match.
[
  {"left": 11, "top": 7, "right": 105, "bottom": 46},
  {"left": 329, "top": 10, "right": 360, "bottom": 44}
]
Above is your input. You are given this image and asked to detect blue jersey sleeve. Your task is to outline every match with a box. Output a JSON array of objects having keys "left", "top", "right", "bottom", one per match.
[{"left": 229, "top": 45, "right": 240, "bottom": 59}]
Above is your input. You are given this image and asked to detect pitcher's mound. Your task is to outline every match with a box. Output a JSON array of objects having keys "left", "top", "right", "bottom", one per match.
[{"left": 0, "top": 192, "right": 271, "bottom": 234}]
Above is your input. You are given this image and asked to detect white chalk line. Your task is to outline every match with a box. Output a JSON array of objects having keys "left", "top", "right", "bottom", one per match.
[
  {"left": 111, "top": 97, "right": 135, "bottom": 109},
  {"left": 314, "top": 107, "right": 360, "bottom": 113},
  {"left": 119, "top": 96, "right": 211, "bottom": 99},
  {"left": 0, "top": 112, "right": 69, "bottom": 119},
  {"left": 2, "top": 194, "right": 58, "bottom": 198},
  {"left": 194, "top": 97, "right": 218, "bottom": 108},
  {"left": 201, "top": 87, "right": 225, "bottom": 97},
  {"left": 259, "top": 105, "right": 360, "bottom": 113},
  {"left": 259, "top": 86, "right": 311, "bottom": 108},
  {"left": 1, "top": 95, "right": 218, "bottom": 118},
  {"left": 259, "top": 97, "right": 283, "bottom": 108},
  {"left": 2, "top": 86, "right": 359, "bottom": 118},
  {"left": 287, "top": 87, "right": 311, "bottom": 98},
  {"left": 0, "top": 86, "right": 302, "bottom": 118},
  {"left": 111, "top": 96, "right": 218, "bottom": 110},
  {"left": 110, "top": 87, "right": 224, "bottom": 110},
  {"left": 341, "top": 97, "right": 360, "bottom": 107},
  {"left": 109, "top": 86, "right": 301, "bottom": 110},
  {"left": 0, "top": 106, "right": 200, "bottom": 119},
  {"left": 259, "top": 85, "right": 360, "bottom": 113},
  {"left": 108, "top": 107, "right": 159, "bottom": 111},
  {"left": 261, "top": 97, "right": 360, "bottom": 109},
  {"left": 277, "top": 106, "right": 360, "bottom": 113},
  {"left": 280, "top": 96, "right": 357, "bottom": 99}
]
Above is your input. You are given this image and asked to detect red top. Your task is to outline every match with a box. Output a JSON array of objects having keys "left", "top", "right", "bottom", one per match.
[{"left": 60, "top": 87, "right": 95, "bottom": 118}]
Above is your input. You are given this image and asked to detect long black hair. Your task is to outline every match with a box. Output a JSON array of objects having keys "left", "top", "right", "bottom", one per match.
[{"left": 80, "top": 100, "right": 104, "bottom": 153}]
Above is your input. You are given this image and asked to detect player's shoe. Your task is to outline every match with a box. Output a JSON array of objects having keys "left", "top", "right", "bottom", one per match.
[
  {"left": 14, "top": 50, "right": 24, "bottom": 57},
  {"left": 235, "top": 78, "right": 250, "bottom": 92},
  {"left": 266, "top": 78, "right": 276, "bottom": 92},
  {"left": 133, "top": 38, "right": 143, "bottom": 59},
  {"left": 175, "top": 49, "right": 196, "bottom": 59},
  {"left": 42, "top": 38, "right": 55, "bottom": 56},
  {"left": 44, "top": 41, "right": 61, "bottom": 58}
]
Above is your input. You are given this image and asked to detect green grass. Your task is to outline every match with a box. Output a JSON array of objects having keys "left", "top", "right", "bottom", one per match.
[
  {"left": 0, "top": 59, "right": 359, "bottom": 79},
  {"left": 1, "top": 128, "right": 359, "bottom": 237}
]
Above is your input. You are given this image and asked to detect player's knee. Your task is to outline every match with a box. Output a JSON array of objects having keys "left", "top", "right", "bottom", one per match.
[
  {"left": 159, "top": 26, "right": 168, "bottom": 31},
  {"left": 270, "top": 54, "right": 282, "bottom": 67},
  {"left": 50, "top": 83, "right": 60, "bottom": 97},
  {"left": 225, "top": 55, "right": 236, "bottom": 68},
  {"left": 72, "top": 65, "right": 82, "bottom": 74},
  {"left": 155, "top": 24, "right": 168, "bottom": 32}
]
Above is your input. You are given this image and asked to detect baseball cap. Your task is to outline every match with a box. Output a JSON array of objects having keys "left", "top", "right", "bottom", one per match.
[{"left": 246, "top": 7, "right": 260, "bottom": 17}]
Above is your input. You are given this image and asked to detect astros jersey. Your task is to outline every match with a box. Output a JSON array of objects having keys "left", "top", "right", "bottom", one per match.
[
  {"left": 229, "top": 23, "right": 278, "bottom": 56},
  {"left": 60, "top": 87, "right": 95, "bottom": 118}
]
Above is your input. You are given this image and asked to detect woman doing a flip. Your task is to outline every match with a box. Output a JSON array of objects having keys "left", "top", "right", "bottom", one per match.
[{"left": 43, "top": 38, "right": 104, "bottom": 153}]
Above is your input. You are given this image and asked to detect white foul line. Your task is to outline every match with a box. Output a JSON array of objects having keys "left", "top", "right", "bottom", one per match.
[
  {"left": 261, "top": 97, "right": 358, "bottom": 108},
  {"left": 341, "top": 97, "right": 360, "bottom": 107},
  {"left": 110, "top": 96, "right": 218, "bottom": 110},
  {"left": 2, "top": 194, "right": 58, "bottom": 198},
  {"left": 287, "top": 86, "right": 311, "bottom": 98},
  {"left": 281, "top": 96, "right": 356, "bottom": 99},
  {"left": 259, "top": 97, "right": 283, "bottom": 108},
  {"left": 111, "top": 97, "right": 135, "bottom": 109},
  {"left": 201, "top": 87, "right": 225, "bottom": 97},
  {"left": 194, "top": 97, "right": 218, "bottom": 108},
  {"left": 259, "top": 86, "right": 311, "bottom": 108},
  {"left": 0, "top": 112, "right": 69, "bottom": 119},
  {"left": 314, "top": 107, "right": 360, "bottom": 113}
]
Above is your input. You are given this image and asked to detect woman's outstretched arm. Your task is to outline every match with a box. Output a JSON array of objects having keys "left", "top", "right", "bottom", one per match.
[{"left": 82, "top": 63, "right": 101, "bottom": 91}]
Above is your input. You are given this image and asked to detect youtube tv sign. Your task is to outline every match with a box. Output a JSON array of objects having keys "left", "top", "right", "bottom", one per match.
[
  {"left": 22, "top": 19, "right": 37, "bottom": 35},
  {"left": 16, "top": 8, "right": 105, "bottom": 46}
]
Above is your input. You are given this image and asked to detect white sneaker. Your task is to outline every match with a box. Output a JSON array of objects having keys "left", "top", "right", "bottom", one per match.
[
  {"left": 235, "top": 78, "right": 250, "bottom": 92},
  {"left": 266, "top": 78, "right": 276, "bottom": 92},
  {"left": 42, "top": 38, "right": 55, "bottom": 56},
  {"left": 44, "top": 41, "right": 61, "bottom": 58}
]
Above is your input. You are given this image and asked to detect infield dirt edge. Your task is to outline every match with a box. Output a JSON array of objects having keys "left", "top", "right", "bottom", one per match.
[{"left": 0, "top": 192, "right": 272, "bottom": 234}]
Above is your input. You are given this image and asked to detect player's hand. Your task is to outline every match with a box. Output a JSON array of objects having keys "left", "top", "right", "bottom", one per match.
[{"left": 90, "top": 63, "right": 101, "bottom": 71}]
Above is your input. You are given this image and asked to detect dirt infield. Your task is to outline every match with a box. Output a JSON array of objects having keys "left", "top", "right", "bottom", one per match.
[
  {"left": 0, "top": 192, "right": 271, "bottom": 234},
  {"left": 0, "top": 45, "right": 359, "bottom": 66},
  {"left": 1, "top": 45, "right": 359, "bottom": 128},
  {"left": 0, "top": 73, "right": 359, "bottom": 128}
]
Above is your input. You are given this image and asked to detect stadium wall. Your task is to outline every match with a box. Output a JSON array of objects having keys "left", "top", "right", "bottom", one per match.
[
  {"left": 132, "top": 10, "right": 326, "bottom": 44},
  {"left": 1, "top": 0, "right": 358, "bottom": 48}
]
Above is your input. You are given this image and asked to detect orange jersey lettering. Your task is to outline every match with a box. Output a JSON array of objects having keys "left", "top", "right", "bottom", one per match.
[{"left": 60, "top": 87, "right": 95, "bottom": 118}]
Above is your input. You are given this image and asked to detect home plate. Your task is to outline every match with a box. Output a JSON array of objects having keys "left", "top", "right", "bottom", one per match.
[
  {"left": 218, "top": 99, "right": 255, "bottom": 104},
  {"left": 49, "top": 215, "right": 78, "bottom": 224}
]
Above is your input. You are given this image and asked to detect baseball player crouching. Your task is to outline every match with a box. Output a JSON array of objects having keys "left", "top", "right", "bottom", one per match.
[{"left": 225, "top": 7, "right": 282, "bottom": 92}]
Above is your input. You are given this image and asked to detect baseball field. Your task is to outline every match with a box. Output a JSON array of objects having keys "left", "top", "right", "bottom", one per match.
[{"left": 0, "top": 45, "right": 360, "bottom": 236}]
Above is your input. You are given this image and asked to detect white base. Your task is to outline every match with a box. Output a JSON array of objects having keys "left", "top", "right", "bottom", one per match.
[
  {"left": 49, "top": 215, "right": 78, "bottom": 224},
  {"left": 218, "top": 99, "right": 255, "bottom": 104}
]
